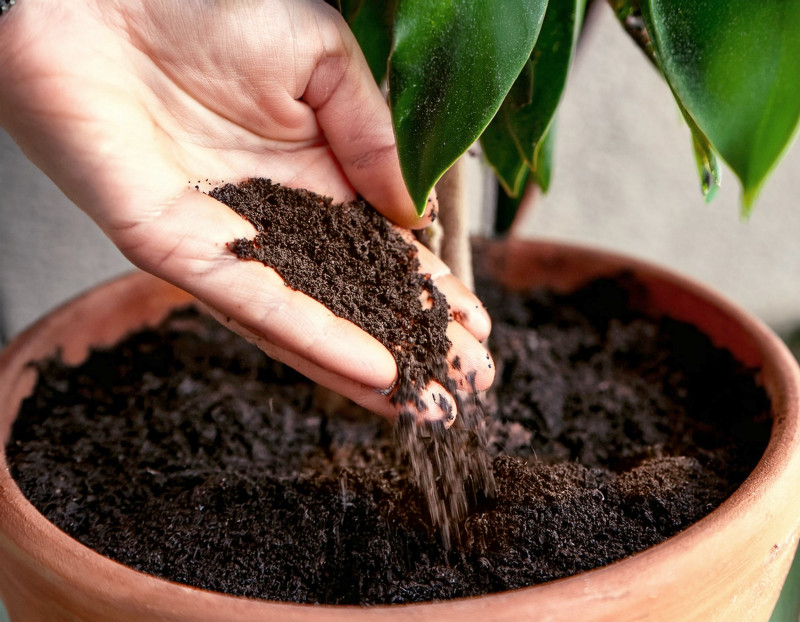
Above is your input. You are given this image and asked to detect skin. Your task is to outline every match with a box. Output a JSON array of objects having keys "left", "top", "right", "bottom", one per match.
[{"left": 0, "top": 0, "right": 494, "bottom": 421}]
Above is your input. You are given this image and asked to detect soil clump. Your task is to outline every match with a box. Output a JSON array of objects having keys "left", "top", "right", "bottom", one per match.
[{"left": 209, "top": 179, "right": 493, "bottom": 542}]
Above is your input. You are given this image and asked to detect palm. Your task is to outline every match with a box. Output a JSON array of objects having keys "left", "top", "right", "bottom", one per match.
[
  {"left": 0, "top": 0, "right": 493, "bottom": 420},
  {"left": 16, "top": 2, "right": 364, "bottom": 224}
]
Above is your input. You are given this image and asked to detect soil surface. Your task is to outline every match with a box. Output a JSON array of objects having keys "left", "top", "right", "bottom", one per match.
[{"left": 7, "top": 277, "right": 771, "bottom": 605}]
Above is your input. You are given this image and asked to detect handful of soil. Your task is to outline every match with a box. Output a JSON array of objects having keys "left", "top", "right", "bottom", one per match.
[{"left": 209, "top": 179, "right": 493, "bottom": 543}]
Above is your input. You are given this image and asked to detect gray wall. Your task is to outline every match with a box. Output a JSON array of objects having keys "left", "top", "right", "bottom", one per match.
[{"left": 0, "top": 131, "right": 132, "bottom": 344}]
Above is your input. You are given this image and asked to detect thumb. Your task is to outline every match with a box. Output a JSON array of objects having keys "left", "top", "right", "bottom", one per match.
[{"left": 302, "top": 7, "right": 434, "bottom": 229}]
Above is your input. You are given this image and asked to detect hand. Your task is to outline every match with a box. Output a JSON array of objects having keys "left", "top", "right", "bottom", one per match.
[{"left": 0, "top": 0, "right": 493, "bottom": 420}]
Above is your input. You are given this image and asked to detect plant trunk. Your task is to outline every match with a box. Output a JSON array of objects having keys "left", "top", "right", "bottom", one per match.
[{"left": 435, "top": 157, "right": 474, "bottom": 291}]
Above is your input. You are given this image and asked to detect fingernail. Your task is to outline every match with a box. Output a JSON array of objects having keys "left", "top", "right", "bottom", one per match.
[
  {"left": 424, "top": 194, "right": 439, "bottom": 223},
  {"left": 373, "top": 378, "right": 398, "bottom": 396}
]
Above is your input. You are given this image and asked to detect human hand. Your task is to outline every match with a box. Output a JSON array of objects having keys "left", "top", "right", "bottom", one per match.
[{"left": 0, "top": 0, "right": 493, "bottom": 420}]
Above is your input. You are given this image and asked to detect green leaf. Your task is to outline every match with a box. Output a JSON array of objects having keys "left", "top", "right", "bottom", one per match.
[
  {"left": 769, "top": 544, "right": 800, "bottom": 622},
  {"left": 482, "top": 0, "right": 578, "bottom": 225},
  {"left": 481, "top": 114, "right": 554, "bottom": 234},
  {"left": 480, "top": 59, "right": 531, "bottom": 198},
  {"left": 611, "top": 0, "right": 722, "bottom": 201},
  {"left": 494, "top": 172, "right": 530, "bottom": 235},
  {"left": 504, "top": 0, "right": 585, "bottom": 173},
  {"left": 480, "top": 111, "right": 528, "bottom": 198},
  {"left": 338, "top": 0, "right": 364, "bottom": 22},
  {"left": 641, "top": 0, "right": 800, "bottom": 211},
  {"left": 532, "top": 120, "right": 556, "bottom": 192},
  {"left": 348, "top": 0, "right": 396, "bottom": 84},
  {"left": 389, "top": 0, "right": 548, "bottom": 215}
]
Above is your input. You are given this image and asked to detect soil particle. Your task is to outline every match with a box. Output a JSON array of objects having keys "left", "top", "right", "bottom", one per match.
[{"left": 6, "top": 275, "right": 771, "bottom": 604}]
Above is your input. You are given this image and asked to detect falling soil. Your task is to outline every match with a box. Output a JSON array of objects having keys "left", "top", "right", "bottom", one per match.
[
  {"left": 6, "top": 276, "right": 771, "bottom": 604},
  {"left": 209, "top": 179, "right": 493, "bottom": 542}
]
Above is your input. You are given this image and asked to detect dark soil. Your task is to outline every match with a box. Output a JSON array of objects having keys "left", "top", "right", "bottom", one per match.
[
  {"left": 6, "top": 276, "right": 771, "bottom": 605},
  {"left": 209, "top": 179, "right": 493, "bottom": 541},
  {"left": 210, "top": 179, "right": 452, "bottom": 411}
]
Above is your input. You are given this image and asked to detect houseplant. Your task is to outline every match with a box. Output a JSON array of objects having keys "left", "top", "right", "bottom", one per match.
[
  {"left": 1, "top": 1, "right": 800, "bottom": 622},
  {"left": 344, "top": 0, "right": 799, "bottom": 277}
]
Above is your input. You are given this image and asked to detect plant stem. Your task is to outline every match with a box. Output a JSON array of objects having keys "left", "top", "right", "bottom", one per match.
[{"left": 435, "top": 156, "right": 474, "bottom": 291}]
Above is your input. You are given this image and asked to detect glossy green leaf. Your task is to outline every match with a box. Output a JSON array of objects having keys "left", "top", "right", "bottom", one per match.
[
  {"left": 482, "top": 0, "right": 578, "bottom": 229},
  {"left": 769, "top": 544, "right": 800, "bottom": 622},
  {"left": 494, "top": 172, "right": 529, "bottom": 234},
  {"left": 641, "top": 0, "right": 800, "bottom": 211},
  {"left": 504, "top": 0, "right": 585, "bottom": 173},
  {"left": 348, "top": 0, "right": 396, "bottom": 84},
  {"left": 480, "top": 109, "right": 528, "bottom": 198},
  {"left": 480, "top": 59, "right": 531, "bottom": 198},
  {"left": 389, "top": 0, "right": 548, "bottom": 214},
  {"left": 481, "top": 114, "right": 554, "bottom": 234},
  {"left": 338, "top": 0, "right": 364, "bottom": 21},
  {"left": 532, "top": 120, "right": 556, "bottom": 192},
  {"left": 611, "top": 0, "right": 722, "bottom": 201}
]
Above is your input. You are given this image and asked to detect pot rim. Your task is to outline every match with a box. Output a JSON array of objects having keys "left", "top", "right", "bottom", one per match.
[{"left": 1, "top": 237, "right": 799, "bottom": 621}]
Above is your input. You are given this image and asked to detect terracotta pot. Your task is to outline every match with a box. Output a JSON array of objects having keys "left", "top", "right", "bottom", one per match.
[{"left": 1, "top": 238, "right": 799, "bottom": 622}]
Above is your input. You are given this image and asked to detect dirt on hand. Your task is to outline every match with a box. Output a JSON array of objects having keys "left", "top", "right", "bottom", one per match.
[{"left": 210, "top": 179, "right": 494, "bottom": 543}]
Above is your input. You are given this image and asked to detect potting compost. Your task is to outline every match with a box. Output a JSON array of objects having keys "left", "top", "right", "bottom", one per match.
[
  {"left": 210, "top": 179, "right": 493, "bottom": 544},
  {"left": 6, "top": 181, "right": 771, "bottom": 605}
]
